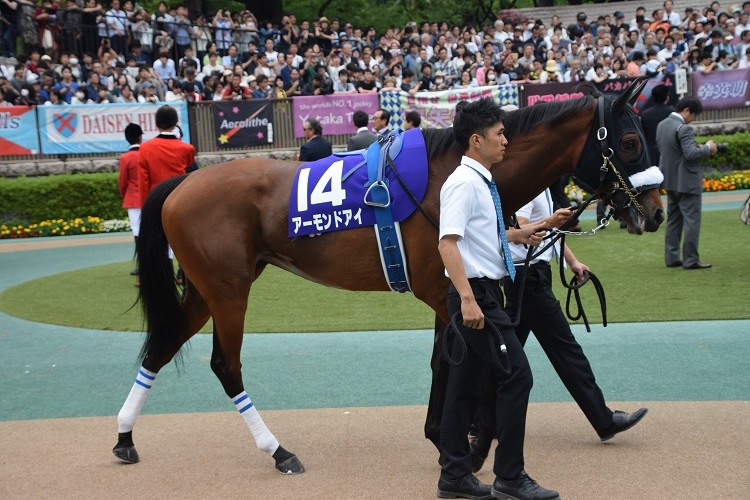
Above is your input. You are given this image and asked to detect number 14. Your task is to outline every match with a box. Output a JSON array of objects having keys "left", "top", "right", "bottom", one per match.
[{"left": 297, "top": 160, "right": 347, "bottom": 212}]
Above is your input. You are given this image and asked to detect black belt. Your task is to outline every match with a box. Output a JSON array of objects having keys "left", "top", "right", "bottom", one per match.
[{"left": 468, "top": 277, "right": 500, "bottom": 285}]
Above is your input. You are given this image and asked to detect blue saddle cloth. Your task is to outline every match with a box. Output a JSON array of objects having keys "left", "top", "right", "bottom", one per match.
[{"left": 288, "top": 129, "right": 428, "bottom": 237}]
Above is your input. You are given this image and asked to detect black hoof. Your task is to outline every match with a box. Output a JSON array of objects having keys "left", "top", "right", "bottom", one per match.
[
  {"left": 113, "top": 431, "right": 139, "bottom": 464},
  {"left": 273, "top": 445, "right": 305, "bottom": 475},
  {"left": 113, "top": 445, "right": 140, "bottom": 464}
]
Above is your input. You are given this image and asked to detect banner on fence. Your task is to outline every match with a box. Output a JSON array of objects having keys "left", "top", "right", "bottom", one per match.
[
  {"left": 38, "top": 102, "right": 190, "bottom": 154},
  {"left": 520, "top": 81, "right": 584, "bottom": 107},
  {"left": 212, "top": 100, "right": 274, "bottom": 149},
  {"left": 380, "top": 85, "right": 519, "bottom": 129},
  {"left": 292, "top": 94, "right": 379, "bottom": 138},
  {"left": 522, "top": 75, "right": 678, "bottom": 111},
  {"left": 0, "top": 106, "right": 40, "bottom": 155},
  {"left": 692, "top": 67, "right": 750, "bottom": 110}
]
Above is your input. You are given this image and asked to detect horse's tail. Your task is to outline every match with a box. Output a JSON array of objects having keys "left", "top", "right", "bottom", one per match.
[{"left": 137, "top": 175, "right": 189, "bottom": 366}]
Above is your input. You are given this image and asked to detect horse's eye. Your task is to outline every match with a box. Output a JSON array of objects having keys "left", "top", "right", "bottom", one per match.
[{"left": 619, "top": 133, "right": 642, "bottom": 162}]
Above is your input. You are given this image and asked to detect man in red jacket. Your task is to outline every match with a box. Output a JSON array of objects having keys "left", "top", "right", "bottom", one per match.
[
  {"left": 118, "top": 123, "right": 143, "bottom": 279},
  {"left": 138, "top": 106, "right": 196, "bottom": 205}
]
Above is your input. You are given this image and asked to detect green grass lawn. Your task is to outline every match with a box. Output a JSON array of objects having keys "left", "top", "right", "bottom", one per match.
[{"left": 0, "top": 209, "right": 747, "bottom": 332}]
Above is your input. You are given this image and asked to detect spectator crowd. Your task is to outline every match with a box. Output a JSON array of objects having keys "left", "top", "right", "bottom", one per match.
[{"left": 1, "top": 0, "right": 749, "bottom": 106}]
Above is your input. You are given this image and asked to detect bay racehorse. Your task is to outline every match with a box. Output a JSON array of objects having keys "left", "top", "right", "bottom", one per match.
[{"left": 113, "top": 81, "right": 663, "bottom": 475}]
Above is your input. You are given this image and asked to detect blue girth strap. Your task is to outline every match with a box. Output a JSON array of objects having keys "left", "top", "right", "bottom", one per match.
[{"left": 364, "top": 131, "right": 411, "bottom": 293}]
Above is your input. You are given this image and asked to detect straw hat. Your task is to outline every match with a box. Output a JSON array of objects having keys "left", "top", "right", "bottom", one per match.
[{"left": 545, "top": 59, "right": 558, "bottom": 72}]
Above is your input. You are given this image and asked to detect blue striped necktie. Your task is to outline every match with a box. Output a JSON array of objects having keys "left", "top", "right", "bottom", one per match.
[{"left": 485, "top": 177, "right": 516, "bottom": 282}]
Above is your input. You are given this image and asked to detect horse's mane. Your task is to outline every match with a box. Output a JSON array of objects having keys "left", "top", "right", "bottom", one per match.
[
  {"left": 422, "top": 95, "right": 597, "bottom": 158},
  {"left": 503, "top": 95, "right": 596, "bottom": 140},
  {"left": 423, "top": 127, "right": 462, "bottom": 160}
]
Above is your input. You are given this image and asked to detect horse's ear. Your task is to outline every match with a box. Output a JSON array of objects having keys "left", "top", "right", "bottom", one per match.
[
  {"left": 628, "top": 78, "right": 649, "bottom": 106},
  {"left": 611, "top": 79, "right": 642, "bottom": 117}
]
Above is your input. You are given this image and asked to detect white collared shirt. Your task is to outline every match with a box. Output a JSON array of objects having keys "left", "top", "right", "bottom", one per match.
[
  {"left": 509, "top": 188, "right": 558, "bottom": 265},
  {"left": 356, "top": 126, "right": 369, "bottom": 134},
  {"left": 439, "top": 155, "right": 507, "bottom": 280}
]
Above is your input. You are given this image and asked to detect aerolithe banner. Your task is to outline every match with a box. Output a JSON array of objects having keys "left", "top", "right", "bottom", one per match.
[
  {"left": 379, "top": 85, "right": 519, "bottom": 129},
  {"left": 292, "top": 93, "right": 379, "bottom": 138},
  {"left": 38, "top": 102, "right": 190, "bottom": 154},
  {"left": 691, "top": 67, "right": 750, "bottom": 110},
  {"left": 0, "top": 106, "right": 40, "bottom": 155},
  {"left": 212, "top": 100, "right": 275, "bottom": 149}
]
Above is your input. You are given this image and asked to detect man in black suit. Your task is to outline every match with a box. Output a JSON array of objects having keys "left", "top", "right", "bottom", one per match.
[
  {"left": 640, "top": 84, "right": 674, "bottom": 167},
  {"left": 346, "top": 110, "right": 378, "bottom": 151},
  {"left": 299, "top": 118, "right": 333, "bottom": 161}
]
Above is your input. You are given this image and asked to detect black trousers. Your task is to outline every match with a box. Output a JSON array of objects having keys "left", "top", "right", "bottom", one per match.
[
  {"left": 440, "top": 279, "right": 532, "bottom": 481},
  {"left": 503, "top": 262, "right": 613, "bottom": 434}
]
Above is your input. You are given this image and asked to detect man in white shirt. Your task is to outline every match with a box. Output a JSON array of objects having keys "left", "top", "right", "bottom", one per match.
[
  {"left": 106, "top": 0, "right": 129, "bottom": 55},
  {"left": 662, "top": 0, "right": 682, "bottom": 26},
  {"left": 504, "top": 189, "right": 649, "bottom": 444},
  {"left": 436, "top": 97, "right": 558, "bottom": 500}
]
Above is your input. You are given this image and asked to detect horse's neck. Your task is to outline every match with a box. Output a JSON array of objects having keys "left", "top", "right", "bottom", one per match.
[{"left": 497, "top": 108, "right": 595, "bottom": 214}]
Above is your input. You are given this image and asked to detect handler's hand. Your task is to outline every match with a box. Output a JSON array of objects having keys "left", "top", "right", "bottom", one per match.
[
  {"left": 461, "top": 297, "right": 484, "bottom": 330},
  {"left": 547, "top": 208, "right": 575, "bottom": 228}
]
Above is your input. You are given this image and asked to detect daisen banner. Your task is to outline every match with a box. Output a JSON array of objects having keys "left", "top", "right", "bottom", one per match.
[
  {"left": 692, "top": 67, "right": 750, "bottom": 110},
  {"left": 0, "top": 106, "right": 40, "bottom": 155},
  {"left": 38, "top": 102, "right": 190, "bottom": 154},
  {"left": 380, "top": 85, "right": 519, "bottom": 129},
  {"left": 213, "top": 100, "right": 274, "bottom": 149},
  {"left": 292, "top": 93, "right": 379, "bottom": 138}
]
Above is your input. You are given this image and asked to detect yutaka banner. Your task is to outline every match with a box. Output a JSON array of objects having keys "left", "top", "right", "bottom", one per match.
[
  {"left": 292, "top": 93, "right": 380, "bottom": 138},
  {"left": 380, "top": 85, "right": 519, "bottom": 130},
  {"left": 0, "top": 106, "right": 40, "bottom": 155},
  {"left": 212, "top": 100, "right": 275, "bottom": 149},
  {"left": 37, "top": 102, "right": 190, "bottom": 154},
  {"left": 692, "top": 68, "right": 750, "bottom": 110}
]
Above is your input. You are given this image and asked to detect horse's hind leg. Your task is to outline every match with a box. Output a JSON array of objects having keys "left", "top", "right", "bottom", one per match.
[
  {"left": 209, "top": 292, "right": 304, "bottom": 475},
  {"left": 113, "top": 282, "right": 210, "bottom": 464}
]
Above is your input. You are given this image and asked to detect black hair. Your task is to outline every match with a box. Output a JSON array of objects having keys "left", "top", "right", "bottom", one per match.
[
  {"left": 651, "top": 84, "right": 669, "bottom": 104},
  {"left": 352, "top": 109, "right": 369, "bottom": 128},
  {"left": 405, "top": 110, "right": 421, "bottom": 127},
  {"left": 675, "top": 96, "right": 703, "bottom": 115},
  {"left": 452, "top": 97, "right": 505, "bottom": 152}
]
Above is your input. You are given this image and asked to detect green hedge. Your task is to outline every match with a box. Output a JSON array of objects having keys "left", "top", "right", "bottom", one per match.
[
  {"left": 0, "top": 173, "right": 126, "bottom": 225},
  {"left": 697, "top": 131, "right": 750, "bottom": 170}
]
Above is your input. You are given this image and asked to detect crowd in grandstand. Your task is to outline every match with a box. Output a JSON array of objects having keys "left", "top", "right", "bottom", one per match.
[{"left": 0, "top": 0, "right": 749, "bottom": 106}]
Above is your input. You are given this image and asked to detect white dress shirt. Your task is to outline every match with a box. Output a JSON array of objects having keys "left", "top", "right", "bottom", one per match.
[{"left": 439, "top": 156, "right": 508, "bottom": 280}]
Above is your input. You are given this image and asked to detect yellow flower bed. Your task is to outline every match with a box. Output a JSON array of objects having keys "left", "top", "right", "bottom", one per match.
[{"left": 1, "top": 217, "right": 104, "bottom": 239}]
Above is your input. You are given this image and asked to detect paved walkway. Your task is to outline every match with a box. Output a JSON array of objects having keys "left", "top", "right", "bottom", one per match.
[{"left": 1, "top": 192, "right": 748, "bottom": 499}]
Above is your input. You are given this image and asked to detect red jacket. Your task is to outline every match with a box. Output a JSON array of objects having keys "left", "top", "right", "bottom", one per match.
[
  {"left": 138, "top": 134, "right": 196, "bottom": 205},
  {"left": 118, "top": 145, "right": 141, "bottom": 208}
]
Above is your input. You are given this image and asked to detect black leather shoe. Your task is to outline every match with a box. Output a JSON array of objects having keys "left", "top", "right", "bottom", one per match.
[
  {"left": 491, "top": 471, "right": 560, "bottom": 500},
  {"left": 684, "top": 262, "right": 712, "bottom": 269},
  {"left": 438, "top": 473, "right": 492, "bottom": 499},
  {"left": 599, "top": 407, "right": 648, "bottom": 442},
  {"left": 666, "top": 261, "right": 682, "bottom": 268}
]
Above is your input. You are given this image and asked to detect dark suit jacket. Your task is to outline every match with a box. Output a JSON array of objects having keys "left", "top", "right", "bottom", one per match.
[
  {"left": 347, "top": 129, "right": 378, "bottom": 151},
  {"left": 655, "top": 114, "right": 710, "bottom": 195},
  {"left": 639, "top": 103, "right": 674, "bottom": 165},
  {"left": 299, "top": 135, "right": 333, "bottom": 162}
]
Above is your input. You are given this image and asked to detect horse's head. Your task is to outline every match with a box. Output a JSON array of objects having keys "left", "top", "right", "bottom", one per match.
[{"left": 574, "top": 80, "right": 664, "bottom": 234}]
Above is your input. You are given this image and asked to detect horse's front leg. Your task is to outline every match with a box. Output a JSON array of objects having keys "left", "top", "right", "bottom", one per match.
[{"left": 210, "top": 326, "right": 304, "bottom": 475}]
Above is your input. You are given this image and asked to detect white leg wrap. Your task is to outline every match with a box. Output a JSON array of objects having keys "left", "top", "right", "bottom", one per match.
[
  {"left": 117, "top": 367, "right": 156, "bottom": 433},
  {"left": 233, "top": 392, "right": 279, "bottom": 456}
]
